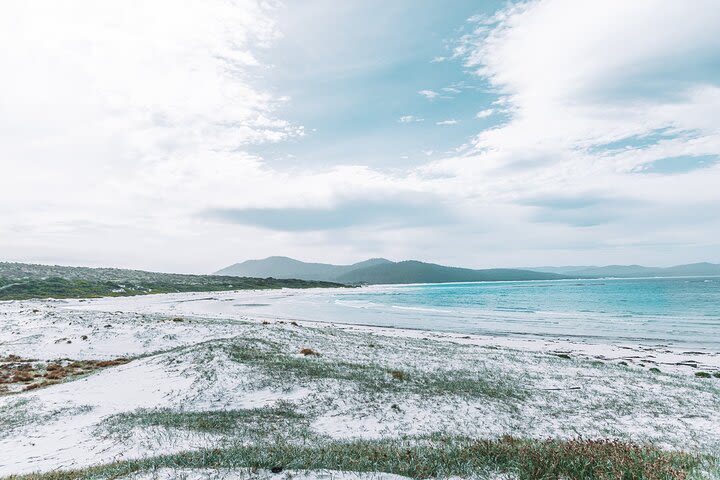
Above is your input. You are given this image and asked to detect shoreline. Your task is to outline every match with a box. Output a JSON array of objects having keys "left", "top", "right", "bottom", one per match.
[
  {"left": 1, "top": 292, "right": 719, "bottom": 477},
  {"left": 62, "top": 290, "right": 720, "bottom": 376}
]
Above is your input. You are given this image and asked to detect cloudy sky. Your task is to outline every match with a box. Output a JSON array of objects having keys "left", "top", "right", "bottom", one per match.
[{"left": 2, "top": 0, "right": 719, "bottom": 273}]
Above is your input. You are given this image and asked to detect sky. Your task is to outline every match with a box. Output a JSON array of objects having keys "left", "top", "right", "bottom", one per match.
[{"left": 1, "top": 0, "right": 719, "bottom": 273}]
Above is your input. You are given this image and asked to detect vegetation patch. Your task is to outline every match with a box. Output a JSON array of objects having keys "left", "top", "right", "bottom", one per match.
[
  {"left": 226, "top": 339, "right": 526, "bottom": 400},
  {"left": 0, "top": 355, "right": 130, "bottom": 395},
  {"left": 102, "top": 403, "right": 311, "bottom": 442},
  {"left": 0, "top": 397, "right": 93, "bottom": 441},
  {"left": 0, "top": 262, "right": 347, "bottom": 301},
  {"left": 7, "top": 436, "right": 707, "bottom": 480}
]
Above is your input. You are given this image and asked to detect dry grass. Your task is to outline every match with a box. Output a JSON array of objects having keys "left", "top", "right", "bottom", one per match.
[
  {"left": 0, "top": 355, "right": 130, "bottom": 394},
  {"left": 5, "top": 436, "right": 709, "bottom": 480}
]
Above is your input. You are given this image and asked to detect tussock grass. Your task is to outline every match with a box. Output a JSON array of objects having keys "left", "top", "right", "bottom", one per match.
[
  {"left": 102, "top": 403, "right": 310, "bottom": 441},
  {"left": 0, "top": 398, "right": 93, "bottom": 441},
  {"left": 7, "top": 436, "right": 708, "bottom": 480},
  {"left": 226, "top": 339, "right": 525, "bottom": 400}
]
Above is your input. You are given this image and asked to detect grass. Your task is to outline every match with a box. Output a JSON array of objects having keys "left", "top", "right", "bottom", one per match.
[
  {"left": 1, "top": 357, "right": 131, "bottom": 395},
  {"left": 6, "top": 435, "right": 709, "bottom": 480},
  {"left": 102, "top": 403, "right": 311, "bottom": 442},
  {"left": 0, "top": 397, "right": 93, "bottom": 441},
  {"left": 226, "top": 338, "right": 526, "bottom": 400}
]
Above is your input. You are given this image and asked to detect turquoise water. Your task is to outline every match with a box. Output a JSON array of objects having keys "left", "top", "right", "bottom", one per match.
[
  {"left": 246, "top": 277, "right": 720, "bottom": 351},
  {"left": 334, "top": 277, "right": 720, "bottom": 349}
]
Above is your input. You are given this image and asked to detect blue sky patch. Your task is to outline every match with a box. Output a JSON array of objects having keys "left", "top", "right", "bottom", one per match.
[{"left": 637, "top": 155, "right": 719, "bottom": 175}]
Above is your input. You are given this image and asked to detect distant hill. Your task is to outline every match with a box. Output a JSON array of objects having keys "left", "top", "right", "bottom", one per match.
[
  {"left": 0, "top": 262, "right": 344, "bottom": 300},
  {"left": 216, "top": 257, "right": 566, "bottom": 284},
  {"left": 216, "top": 256, "right": 391, "bottom": 282},
  {"left": 335, "top": 261, "right": 566, "bottom": 284},
  {"left": 528, "top": 262, "right": 720, "bottom": 278}
]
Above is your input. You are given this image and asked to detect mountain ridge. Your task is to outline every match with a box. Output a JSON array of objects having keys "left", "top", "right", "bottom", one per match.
[
  {"left": 216, "top": 257, "right": 566, "bottom": 284},
  {"left": 217, "top": 257, "right": 720, "bottom": 285},
  {"left": 527, "top": 262, "right": 720, "bottom": 278}
]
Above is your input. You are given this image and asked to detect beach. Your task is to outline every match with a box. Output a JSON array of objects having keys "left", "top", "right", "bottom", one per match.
[{"left": 1, "top": 289, "right": 719, "bottom": 478}]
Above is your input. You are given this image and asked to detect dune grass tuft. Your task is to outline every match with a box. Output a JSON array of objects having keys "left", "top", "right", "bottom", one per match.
[
  {"left": 6, "top": 435, "right": 707, "bottom": 480},
  {"left": 102, "top": 403, "right": 308, "bottom": 439},
  {"left": 226, "top": 338, "right": 525, "bottom": 401}
]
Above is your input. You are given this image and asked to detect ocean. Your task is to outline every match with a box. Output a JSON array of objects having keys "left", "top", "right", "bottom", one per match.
[{"left": 230, "top": 276, "right": 720, "bottom": 351}]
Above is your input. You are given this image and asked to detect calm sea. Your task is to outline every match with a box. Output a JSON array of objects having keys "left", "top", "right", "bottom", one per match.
[{"left": 239, "top": 276, "right": 720, "bottom": 351}]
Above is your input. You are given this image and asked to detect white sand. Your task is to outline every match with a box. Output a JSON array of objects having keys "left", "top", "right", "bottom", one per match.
[{"left": 1, "top": 291, "right": 719, "bottom": 477}]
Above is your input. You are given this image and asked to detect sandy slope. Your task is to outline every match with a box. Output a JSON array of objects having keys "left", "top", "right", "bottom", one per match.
[{"left": 1, "top": 292, "right": 719, "bottom": 477}]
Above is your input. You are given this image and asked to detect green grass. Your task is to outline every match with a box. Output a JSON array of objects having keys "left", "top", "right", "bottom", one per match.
[
  {"left": 226, "top": 338, "right": 526, "bottom": 400},
  {"left": 7, "top": 436, "right": 709, "bottom": 480},
  {"left": 0, "top": 398, "right": 93, "bottom": 441},
  {"left": 102, "top": 403, "right": 312, "bottom": 442}
]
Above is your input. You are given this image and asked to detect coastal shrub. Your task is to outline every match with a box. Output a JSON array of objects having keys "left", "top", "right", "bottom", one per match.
[
  {"left": 649, "top": 367, "right": 661, "bottom": 374},
  {"left": 1, "top": 357, "right": 134, "bottom": 394},
  {"left": 94, "top": 358, "right": 130, "bottom": 368},
  {"left": 0, "top": 268, "right": 347, "bottom": 301},
  {"left": 694, "top": 371, "right": 712, "bottom": 378},
  {"left": 10, "top": 436, "right": 703, "bottom": 480}
]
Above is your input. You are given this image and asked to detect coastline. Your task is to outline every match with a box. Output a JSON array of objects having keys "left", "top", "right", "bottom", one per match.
[
  {"left": 66, "top": 289, "right": 720, "bottom": 376},
  {"left": 1, "top": 292, "right": 719, "bottom": 477}
]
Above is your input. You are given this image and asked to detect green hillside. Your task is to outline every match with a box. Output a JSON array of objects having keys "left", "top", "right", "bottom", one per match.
[
  {"left": 217, "top": 257, "right": 566, "bottom": 284},
  {"left": 0, "top": 262, "right": 344, "bottom": 301}
]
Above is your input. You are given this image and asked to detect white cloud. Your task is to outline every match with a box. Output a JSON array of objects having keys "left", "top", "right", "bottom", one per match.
[
  {"left": 436, "top": 119, "right": 459, "bottom": 126},
  {"left": 399, "top": 115, "right": 424, "bottom": 123},
  {"left": 442, "top": 87, "right": 461, "bottom": 94},
  {"left": 476, "top": 109, "right": 494, "bottom": 118},
  {"left": 0, "top": 1, "right": 308, "bottom": 271},
  {"left": 430, "top": 56, "right": 447, "bottom": 63},
  {"left": 421, "top": 0, "right": 720, "bottom": 263},
  {"left": 418, "top": 89, "right": 439, "bottom": 99},
  {"left": 3, "top": 0, "right": 720, "bottom": 271}
]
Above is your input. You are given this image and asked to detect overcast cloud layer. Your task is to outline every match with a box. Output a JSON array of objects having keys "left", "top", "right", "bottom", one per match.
[{"left": 1, "top": 0, "right": 719, "bottom": 273}]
